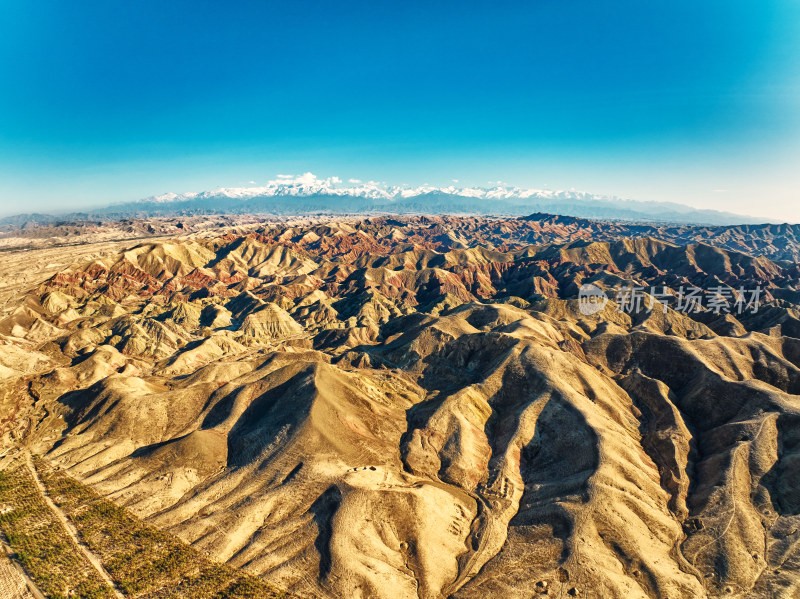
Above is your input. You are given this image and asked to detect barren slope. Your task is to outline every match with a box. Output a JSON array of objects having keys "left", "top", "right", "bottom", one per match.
[{"left": 2, "top": 215, "right": 800, "bottom": 598}]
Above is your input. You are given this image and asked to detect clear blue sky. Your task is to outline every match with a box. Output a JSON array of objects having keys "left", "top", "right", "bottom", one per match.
[{"left": 1, "top": 1, "right": 799, "bottom": 220}]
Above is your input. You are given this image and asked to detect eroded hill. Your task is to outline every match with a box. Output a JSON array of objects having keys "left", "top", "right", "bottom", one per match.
[{"left": 2, "top": 215, "right": 800, "bottom": 598}]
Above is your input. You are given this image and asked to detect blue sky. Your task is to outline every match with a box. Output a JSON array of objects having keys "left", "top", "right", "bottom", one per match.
[{"left": 1, "top": 1, "right": 799, "bottom": 220}]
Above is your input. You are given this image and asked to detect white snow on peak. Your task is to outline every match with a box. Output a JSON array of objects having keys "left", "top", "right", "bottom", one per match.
[{"left": 140, "top": 173, "right": 618, "bottom": 204}]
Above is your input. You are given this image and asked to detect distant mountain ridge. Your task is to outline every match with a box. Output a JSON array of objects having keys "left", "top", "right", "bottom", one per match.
[{"left": 1, "top": 173, "right": 777, "bottom": 226}]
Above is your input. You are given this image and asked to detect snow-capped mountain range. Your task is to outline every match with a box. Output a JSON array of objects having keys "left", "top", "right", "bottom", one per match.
[
  {"left": 120, "top": 172, "right": 763, "bottom": 226},
  {"left": 141, "top": 172, "right": 621, "bottom": 205},
  {"left": 0, "top": 173, "right": 769, "bottom": 226}
]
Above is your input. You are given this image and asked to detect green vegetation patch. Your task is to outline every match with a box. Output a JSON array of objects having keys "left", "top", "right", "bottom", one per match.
[
  {"left": 0, "top": 459, "right": 114, "bottom": 599},
  {"left": 36, "top": 459, "right": 292, "bottom": 598}
]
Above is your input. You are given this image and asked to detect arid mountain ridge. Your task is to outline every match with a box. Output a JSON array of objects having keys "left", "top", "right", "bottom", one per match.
[
  {"left": 3, "top": 212, "right": 800, "bottom": 262},
  {"left": 2, "top": 213, "right": 800, "bottom": 598}
]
